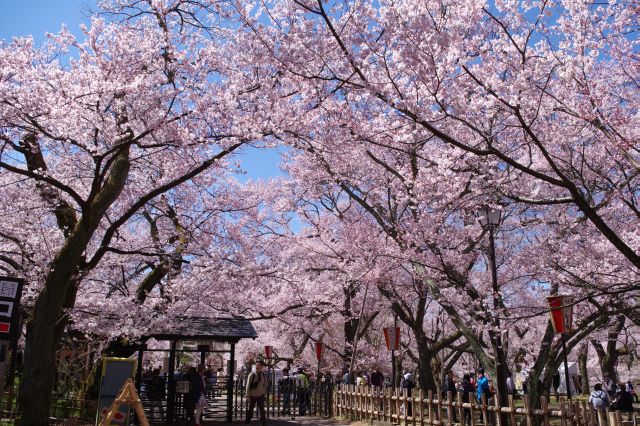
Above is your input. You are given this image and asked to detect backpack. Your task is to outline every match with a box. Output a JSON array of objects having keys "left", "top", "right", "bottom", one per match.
[{"left": 299, "top": 372, "right": 310, "bottom": 389}]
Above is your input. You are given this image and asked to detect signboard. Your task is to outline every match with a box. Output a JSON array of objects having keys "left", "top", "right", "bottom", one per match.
[
  {"left": 96, "top": 358, "right": 136, "bottom": 425},
  {"left": 264, "top": 345, "right": 273, "bottom": 359},
  {"left": 547, "top": 295, "right": 574, "bottom": 334},
  {"left": 383, "top": 327, "right": 400, "bottom": 351},
  {"left": 175, "top": 380, "right": 190, "bottom": 394},
  {"left": 315, "top": 342, "right": 323, "bottom": 361},
  {"left": 0, "top": 277, "right": 23, "bottom": 340}
]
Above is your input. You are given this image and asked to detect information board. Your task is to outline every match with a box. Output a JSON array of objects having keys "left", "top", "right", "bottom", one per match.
[
  {"left": 96, "top": 357, "right": 136, "bottom": 426},
  {"left": 0, "top": 277, "right": 23, "bottom": 340}
]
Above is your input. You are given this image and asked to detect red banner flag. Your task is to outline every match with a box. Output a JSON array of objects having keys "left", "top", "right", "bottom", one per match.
[
  {"left": 547, "top": 296, "right": 574, "bottom": 334},
  {"left": 264, "top": 345, "right": 273, "bottom": 359},
  {"left": 383, "top": 327, "right": 400, "bottom": 351},
  {"left": 315, "top": 342, "right": 323, "bottom": 360}
]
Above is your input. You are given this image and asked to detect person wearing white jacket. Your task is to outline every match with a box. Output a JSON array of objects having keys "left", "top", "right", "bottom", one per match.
[{"left": 589, "top": 382, "right": 610, "bottom": 423}]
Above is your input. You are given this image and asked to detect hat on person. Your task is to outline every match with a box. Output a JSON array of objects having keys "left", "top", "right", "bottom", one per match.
[{"left": 404, "top": 373, "right": 413, "bottom": 381}]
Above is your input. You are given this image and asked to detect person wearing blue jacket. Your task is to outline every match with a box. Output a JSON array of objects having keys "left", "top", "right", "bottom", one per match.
[{"left": 476, "top": 368, "right": 491, "bottom": 402}]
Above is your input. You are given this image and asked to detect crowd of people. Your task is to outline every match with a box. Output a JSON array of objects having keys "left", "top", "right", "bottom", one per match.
[
  {"left": 138, "top": 361, "right": 637, "bottom": 425},
  {"left": 338, "top": 366, "right": 637, "bottom": 424},
  {"left": 140, "top": 363, "right": 225, "bottom": 424}
]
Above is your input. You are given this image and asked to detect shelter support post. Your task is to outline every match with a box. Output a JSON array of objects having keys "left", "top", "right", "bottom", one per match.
[
  {"left": 135, "top": 345, "right": 145, "bottom": 394},
  {"left": 167, "top": 339, "right": 177, "bottom": 424},
  {"left": 226, "top": 342, "right": 235, "bottom": 423}
]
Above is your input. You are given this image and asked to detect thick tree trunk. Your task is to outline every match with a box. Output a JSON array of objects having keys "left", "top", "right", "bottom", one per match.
[
  {"left": 592, "top": 315, "right": 625, "bottom": 383},
  {"left": 416, "top": 338, "right": 437, "bottom": 391},
  {"left": 577, "top": 343, "right": 590, "bottom": 395},
  {"left": 19, "top": 255, "right": 83, "bottom": 424},
  {"left": 342, "top": 284, "right": 358, "bottom": 369},
  {"left": 19, "top": 147, "right": 130, "bottom": 424}
]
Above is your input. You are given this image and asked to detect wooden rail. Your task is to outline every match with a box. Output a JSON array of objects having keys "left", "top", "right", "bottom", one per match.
[{"left": 333, "top": 385, "right": 635, "bottom": 426}]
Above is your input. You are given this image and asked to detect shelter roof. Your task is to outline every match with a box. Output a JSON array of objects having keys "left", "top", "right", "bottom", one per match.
[
  {"left": 70, "top": 314, "right": 257, "bottom": 343},
  {"left": 145, "top": 316, "right": 258, "bottom": 342}
]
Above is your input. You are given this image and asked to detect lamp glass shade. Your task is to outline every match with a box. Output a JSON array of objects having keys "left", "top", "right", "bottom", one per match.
[
  {"left": 488, "top": 208, "right": 502, "bottom": 226},
  {"left": 477, "top": 207, "right": 501, "bottom": 227}
]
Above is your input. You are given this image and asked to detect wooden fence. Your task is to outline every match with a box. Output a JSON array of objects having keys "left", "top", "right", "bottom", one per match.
[
  {"left": 334, "top": 385, "right": 636, "bottom": 426},
  {"left": 233, "top": 374, "right": 334, "bottom": 421}
]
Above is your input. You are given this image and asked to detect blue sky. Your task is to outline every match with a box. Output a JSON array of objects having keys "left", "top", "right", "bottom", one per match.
[{"left": 0, "top": 0, "right": 286, "bottom": 182}]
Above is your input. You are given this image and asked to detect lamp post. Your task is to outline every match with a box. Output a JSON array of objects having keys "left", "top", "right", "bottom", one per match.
[
  {"left": 477, "top": 207, "right": 509, "bottom": 421},
  {"left": 547, "top": 295, "right": 574, "bottom": 400},
  {"left": 264, "top": 345, "right": 274, "bottom": 396}
]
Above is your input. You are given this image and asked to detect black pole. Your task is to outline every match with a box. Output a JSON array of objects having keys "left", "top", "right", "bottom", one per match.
[
  {"left": 392, "top": 314, "right": 397, "bottom": 388},
  {"left": 562, "top": 334, "right": 572, "bottom": 400},
  {"left": 488, "top": 226, "right": 508, "bottom": 424},
  {"left": 226, "top": 342, "right": 236, "bottom": 423},
  {"left": 135, "top": 345, "right": 145, "bottom": 393},
  {"left": 167, "top": 340, "right": 177, "bottom": 424}
]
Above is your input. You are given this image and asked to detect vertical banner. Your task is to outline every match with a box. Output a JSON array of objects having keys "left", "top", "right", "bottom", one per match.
[
  {"left": 315, "top": 342, "right": 323, "bottom": 360},
  {"left": 383, "top": 327, "right": 400, "bottom": 351},
  {"left": 264, "top": 345, "right": 273, "bottom": 360},
  {"left": 547, "top": 295, "right": 574, "bottom": 334}
]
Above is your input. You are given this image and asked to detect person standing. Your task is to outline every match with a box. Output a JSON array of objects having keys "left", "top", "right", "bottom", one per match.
[
  {"left": 370, "top": 367, "right": 384, "bottom": 389},
  {"left": 341, "top": 369, "right": 352, "bottom": 385},
  {"left": 589, "top": 383, "right": 610, "bottom": 421},
  {"left": 626, "top": 379, "right": 638, "bottom": 402},
  {"left": 443, "top": 370, "right": 458, "bottom": 422},
  {"left": 604, "top": 376, "right": 618, "bottom": 399},
  {"left": 245, "top": 362, "right": 268, "bottom": 425},
  {"left": 148, "top": 368, "right": 165, "bottom": 422},
  {"left": 402, "top": 373, "right": 416, "bottom": 417},
  {"left": 506, "top": 371, "right": 516, "bottom": 398},
  {"left": 356, "top": 371, "right": 368, "bottom": 386},
  {"left": 191, "top": 364, "right": 207, "bottom": 426},
  {"left": 476, "top": 368, "right": 491, "bottom": 403},
  {"left": 296, "top": 367, "right": 311, "bottom": 416},
  {"left": 461, "top": 374, "right": 473, "bottom": 426},
  {"left": 612, "top": 382, "right": 634, "bottom": 419},
  {"left": 279, "top": 368, "right": 293, "bottom": 416}
]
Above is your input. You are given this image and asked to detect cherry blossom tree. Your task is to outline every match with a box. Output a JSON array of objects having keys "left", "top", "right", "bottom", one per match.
[{"left": 0, "top": 1, "right": 279, "bottom": 420}]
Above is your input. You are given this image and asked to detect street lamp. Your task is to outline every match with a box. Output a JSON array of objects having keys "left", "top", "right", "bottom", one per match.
[{"left": 477, "top": 207, "right": 509, "bottom": 419}]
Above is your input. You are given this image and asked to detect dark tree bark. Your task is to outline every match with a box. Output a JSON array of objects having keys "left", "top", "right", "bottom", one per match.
[
  {"left": 591, "top": 314, "right": 626, "bottom": 383},
  {"left": 577, "top": 343, "right": 590, "bottom": 395},
  {"left": 19, "top": 145, "right": 131, "bottom": 425}
]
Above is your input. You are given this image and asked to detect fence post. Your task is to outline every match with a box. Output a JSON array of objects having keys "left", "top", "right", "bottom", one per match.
[
  {"left": 420, "top": 389, "right": 425, "bottom": 426},
  {"left": 541, "top": 396, "right": 551, "bottom": 426},
  {"left": 395, "top": 387, "right": 401, "bottom": 424},
  {"left": 560, "top": 398, "right": 567, "bottom": 426},
  {"left": 524, "top": 395, "right": 533, "bottom": 426},
  {"left": 386, "top": 386, "right": 391, "bottom": 423},
  {"left": 470, "top": 393, "right": 476, "bottom": 426},
  {"left": 437, "top": 390, "right": 444, "bottom": 424},
  {"left": 583, "top": 401, "right": 592, "bottom": 426},
  {"left": 457, "top": 391, "right": 464, "bottom": 426},
  {"left": 447, "top": 391, "right": 453, "bottom": 426},
  {"left": 481, "top": 394, "right": 489, "bottom": 426},
  {"left": 402, "top": 387, "right": 408, "bottom": 426},
  {"left": 428, "top": 390, "right": 434, "bottom": 426},
  {"left": 508, "top": 395, "right": 517, "bottom": 426},
  {"left": 494, "top": 392, "right": 502, "bottom": 426}
]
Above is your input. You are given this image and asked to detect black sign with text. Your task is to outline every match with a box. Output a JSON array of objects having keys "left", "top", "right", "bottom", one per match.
[{"left": 0, "top": 277, "right": 23, "bottom": 340}]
